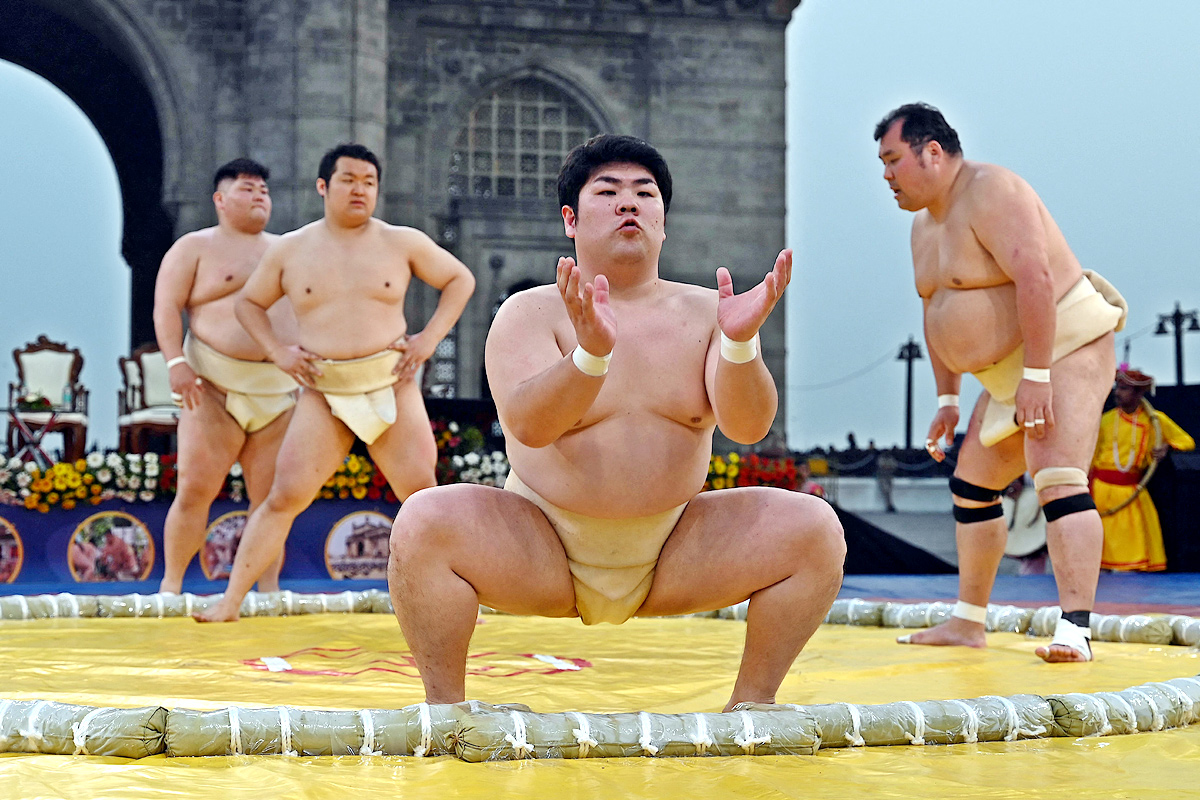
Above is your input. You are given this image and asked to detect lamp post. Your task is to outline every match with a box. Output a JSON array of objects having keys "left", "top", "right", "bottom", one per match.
[
  {"left": 1154, "top": 302, "right": 1200, "bottom": 386},
  {"left": 897, "top": 336, "right": 924, "bottom": 449}
]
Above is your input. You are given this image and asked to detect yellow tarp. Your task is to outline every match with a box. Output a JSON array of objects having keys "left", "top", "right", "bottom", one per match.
[{"left": 2, "top": 613, "right": 1198, "bottom": 798}]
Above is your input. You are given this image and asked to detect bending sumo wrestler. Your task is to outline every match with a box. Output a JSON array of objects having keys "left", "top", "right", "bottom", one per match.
[
  {"left": 194, "top": 143, "right": 475, "bottom": 622},
  {"left": 153, "top": 158, "right": 299, "bottom": 595},
  {"left": 388, "top": 134, "right": 845, "bottom": 711},
  {"left": 877, "top": 104, "right": 1126, "bottom": 662}
]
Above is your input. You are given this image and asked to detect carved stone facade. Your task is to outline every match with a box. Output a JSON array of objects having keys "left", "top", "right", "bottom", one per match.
[{"left": 5, "top": 0, "right": 797, "bottom": 425}]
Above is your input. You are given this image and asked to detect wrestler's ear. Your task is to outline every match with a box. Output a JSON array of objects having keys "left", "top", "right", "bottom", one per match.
[
  {"left": 925, "top": 140, "right": 944, "bottom": 163},
  {"left": 316, "top": 178, "right": 328, "bottom": 198},
  {"left": 562, "top": 205, "right": 577, "bottom": 240}
]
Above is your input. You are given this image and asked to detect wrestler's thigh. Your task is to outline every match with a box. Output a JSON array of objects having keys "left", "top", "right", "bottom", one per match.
[
  {"left": 368, "top": 380, "right": 437, "bottom": 477},
  {"left": 956, "top": 391, "right": 1026, "bottom": 491},
  {"left": 175, "top": 387, "right": 246, "bottom": 493},
  {"left": 269, "top": 389, "right": 356, "bottom": 501},
  {"left": 637, "top": 487, "right": 844, "bottom": 617},
  {"left": 1026, "top": 333, "right": 1115, "bottom": 487},
  {"left": 238, "top": 407, "right": 294, "bottom": 505},
  {"left": 391, "top": 484, "right": 576, "bottom": 616}
]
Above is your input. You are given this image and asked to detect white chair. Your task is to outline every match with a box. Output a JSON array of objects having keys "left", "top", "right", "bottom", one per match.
[
  {"left": 127, "top": 345, "right": 180, "bottom": 453},
  {"left": 7, "top": 335, "right": 89, "bottom": 463},
  {"left": 117, "top": 353, "right": 142, "bottom": 452}
]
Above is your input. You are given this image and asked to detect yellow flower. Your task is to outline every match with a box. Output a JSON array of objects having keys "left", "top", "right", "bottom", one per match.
[
  {"left": 88, "top": 496, "right": 102, "bottom": 505},
  {"left": 61, "top": 498, "right": 76, "bottom": 510},
  {"left": 347, "top": 459, "right": 361, "bottom": 474},
  {"left": 358, "top": 473, "right": 370, "bottom": 485},
  {"left": 729, "top": 453, "right": 740, "bottom": 464},
  {"left": 90, "top": 485, "right": 101, "bottom": 496},
  {"left": 66, "top": 474, "right": 81, "bottom": 488},
  {"left": 711, "top": 477, "right": 726, "bottom": 490},
  {"left": 82, "top": 473, "right": 94, "bottom": 485},
  {"left": 37, "top": 503, "right": 49, "bottom": 513},
  {"left": 727, "top": 466, "right": 739, "bottom": 478},
  {"left": 53, "top": 477, "right": 68, "bottom": 492},
  {"left": 75, "top": 459, "right": 87, "bottom": 472},
  {"left": 47, "top": 492, "right": 60, "bottom": 504},
  {"left": 338, "top": 489, "right": 349, "bottom": 499},
  {"left": 75, "top": 487, "right": 87, "bottom": 499},
  {"left": 52, "top": 463, "right": 71, "bottom": 477},
  {"left": 351, "top": 486, "right": 367, "bottom": 500},
  {"left": 320, "top": 489, "right": 334, "bottom": 500},
  {"left": 713, "top": 461, "right": 726, "bottom": 475},
  {"left": 34, "top": 478, "right": 52, "bottom": 493},
  {"left": 24, "top": 495, "right": 38, "bottom": 509}
]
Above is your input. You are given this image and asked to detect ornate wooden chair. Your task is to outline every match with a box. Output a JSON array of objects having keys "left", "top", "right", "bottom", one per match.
[
  {"left": 117, "top": 352, "right": 142, "bottom": 452},
  {"left": 126, "top": 343, "right": 180, "bottom": 454},
  {"left": 7, "top": 335, "right": 89, "bottom": 463}
]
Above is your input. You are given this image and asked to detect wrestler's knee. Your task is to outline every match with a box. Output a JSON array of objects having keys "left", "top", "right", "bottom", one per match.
[
  {"left": 389, "top": 486, "right": 459, "bottom": 563},
  {"left": 784, "top": 494, "right": 845, "bottom": 572}
]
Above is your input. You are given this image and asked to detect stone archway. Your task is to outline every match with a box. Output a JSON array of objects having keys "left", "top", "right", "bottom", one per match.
[{"left": 0, "top": 0, "right": 182, "bottom": 349}]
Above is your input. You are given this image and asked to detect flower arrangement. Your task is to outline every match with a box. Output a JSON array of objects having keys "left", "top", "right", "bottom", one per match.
[
  {"left": 15, "top": 393, "right": 53, "bottom": 412},
  {"left": 0, "top": 418, "right": 509, "bottom": 512},
  {"left": 705, "top": 452, "right": 799, "bottom": 492}
]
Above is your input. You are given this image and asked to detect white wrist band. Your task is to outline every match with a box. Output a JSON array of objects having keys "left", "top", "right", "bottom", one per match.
[
  {"left": 937, "top": 394, "right": 959, "bottom": 408},
  {"left": 571, "top": 345, "right": 611, "bottom": 377},
  {"left": 1023, "top": 367, "right": 1051, "bottom": 383},
  {"left": 951, "top": 600, "right": 988, "bottom": 624},
  {"left": 720, "top": 332, "right": 757, "bottom": 364},
  {"left": 165, "top": 356, "right": 188, "bottom": 370}
]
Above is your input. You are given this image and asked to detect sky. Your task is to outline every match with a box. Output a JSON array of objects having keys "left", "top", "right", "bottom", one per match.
[
  {"left": 1, "top": 1, "right": 1199, "bottom": 453},
  {"left": 785, "top": 0, "right": 1200, "bottom": 449}
]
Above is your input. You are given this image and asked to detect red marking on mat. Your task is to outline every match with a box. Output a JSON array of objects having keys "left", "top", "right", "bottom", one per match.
[{"left": 241, "top": 647, "right": 592, "bottom": 678}]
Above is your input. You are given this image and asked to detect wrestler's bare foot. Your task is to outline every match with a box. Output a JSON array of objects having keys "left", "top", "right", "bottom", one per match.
[
  {"left": 896, "top": 617, "right": 987, "bottom": 648},
  {"left": 1034, "top": 643, "right": 1091, "bottom": 663},
  {"left": 158, "top": 582, "right": 181, "bottom": 595},
  {"left": 256, "top": 580, "right": 280, "bottom": 593},
  {"left": 192, "top": 598, "right": 241, "bottom": 623}
]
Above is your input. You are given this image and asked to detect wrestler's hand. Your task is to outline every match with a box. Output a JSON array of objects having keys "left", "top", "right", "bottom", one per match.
[
  {"left": 715, "top": 249, "right": 791, "bottom": 342},
  {"left": 924, "top": 407, "right": 958, "bottom": 462},
  {"left": 557, "top": 257, "right": 616, "bottom": 358},
  {"left": 167, "top": 362, "right": 205, "bottom": 411},
  {"left": 389, "top": 331, "right": 437, "bottom": 380},
  {"left": 270, "top": 344, "right": 323, "bottom": 388},
  {"left": 1015, "top": 379, "right": 1054, "bottom": 440}
]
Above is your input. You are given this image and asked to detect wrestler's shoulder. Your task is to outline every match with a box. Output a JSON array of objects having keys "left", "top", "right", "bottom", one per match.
[
  {"left": 961, "top": 161, "right": 1034, "bottom": 205},
  {"left": 270, "top": 220, "right": 325, "bottom": 249},
  {"left": 665, "top": 279, "right": 717, "bottom": 310},
  {"left": 170, "top": 226, "right": 218, "bottom": 253},
  {"left": 375, "top": 219, "right": 437, "bottom": 244}
]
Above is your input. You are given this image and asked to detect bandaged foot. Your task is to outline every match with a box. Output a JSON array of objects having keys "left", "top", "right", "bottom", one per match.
[{"left": 1035, "top": 617, "right": 1092, "bottom": 662}]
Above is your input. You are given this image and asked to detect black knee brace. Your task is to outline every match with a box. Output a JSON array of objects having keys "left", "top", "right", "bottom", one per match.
[
  {"left": 953, "top": 503, "right": 1004, "bottom": 524},
  {"left": 1042, "top": 492, "right": 1096, "bottom": 523},
  {"left": 949, "top": 476, "right": 1004, "bottom": 504}
]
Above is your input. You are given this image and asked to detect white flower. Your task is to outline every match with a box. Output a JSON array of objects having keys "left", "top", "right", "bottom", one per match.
[
  {"left": 96, "top": 468, "right": 112, "bottom": 484},
  {"left": 229, "top": 462, "right": 243, "bottom": 478},
  {"left": 0, "top": 469, "right": 9, "bottom": 484},
  {"left": 452, "top": 455, "right": 464, "bottom": 468},
  {"left": 7, "top": 457, "right": 22, "bottom": 470},
  {"left": 16, "top": 473, "right": 31, "bottom": 488},
  {"left": 491, "top": 452, "right": 506, "bottom": 462},
  {"left": 139, "top": 491, "right": 156, "bottom": 502},
  {"left": 144, "top": 452, "right": 159, "bottom": 465},
  {"left": 105, "top": 453, "right": 122, "bottom": 468},
  {"left": 24, "top": 462, "right": 38, "bottom": 474},
  {"left": 480, "top": 461, "right": 493, "bottom": 475},
  {"left": 116, "top": 477, "right": 128, "bottom": 489},
  {"left": 145, "top": 464, "right": 160, "bottom": 478},
  {"left": 449, "top": 422, "right": 460, "bottom": 433},
  {"left": 86, "top": 452, "right": 104, "bottom": 469},
  {"left": 144, "top": 478, "right": 157, "bottom": 490},
  {"left": 128, "top": 460, "right": 142, "bottom": 475},
  {"left": 19, "top": 488, "right": 30, "bottom": 497},
  {"left": 120, "top": 491, "right": 136, "bottom": 503},
  {"left": 127, "top": 453, "right": 142, "bottom": 463},
  {"left": 128, "top": 476, "right": 141, "bottom": 490},
  {"left": 465, "top": 452, "right": 481, "bottom": 466}
]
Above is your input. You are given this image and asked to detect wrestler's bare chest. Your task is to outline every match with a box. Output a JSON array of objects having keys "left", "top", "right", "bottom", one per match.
[
  {"left": 281, "top": 239, "right": 412, "bottom": 315},
  {"left": 189, "top": 235, "right": 272, "bottom": 307},
  {"left": 912, "top": 212, "right": 1006, "bottom": 299}
]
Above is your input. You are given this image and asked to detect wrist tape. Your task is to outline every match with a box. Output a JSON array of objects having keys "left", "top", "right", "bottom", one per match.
[
  {"left": 571, "top": 345, "right": 611, "bottom": 377},
  {"left": 720, "top": 332, "right": 757, "bottom": 364}
]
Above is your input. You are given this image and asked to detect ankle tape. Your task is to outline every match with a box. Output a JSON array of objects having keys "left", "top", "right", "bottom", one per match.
[{"left": 951, "top": 600, "right": 988, "bottom": 624}]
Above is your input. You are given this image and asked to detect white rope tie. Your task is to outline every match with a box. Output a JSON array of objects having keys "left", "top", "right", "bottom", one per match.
[
  {"left": 847, "top": 598, "right": 866, "bottom": 624},
  {"left": 153, "top": 594, "right": 164, "bottom": 619},
  {"left": 228, "top": 707, "right": 243, "bottom": 755},
  {"left": 1117, "top": 615, "right": 1134, "bottom": 642},
  {"left": 0, "top": 699, "right": 11, "bottom": 747},
  {"left": 1129, "top": 689, "right": 1163, "bottom": 731},
  {"left": 16, "top": 595, "right": 29, "bottom": 620},
  {"left": 1086, "top": 694, "right": 1114, "bottom": 736},
  {"left": 1159, "top": 682, "right": 1195, "bottom": 722},
  {"left": 20, "top": 700, "right": 47, "bottom": 751},
  {"left": 130, "top": 593, "right": 142, "bottom": 618},
  {"left": 991, "top": 695, "right": 1046, "bottom": 740},
  {"left": 39, "top": 595, "right": 57, "bottom": 618},
  {"left": 637, "top": 712, "right": 659, "bottom": 756},
  {"left": 185, "top": 594, "right": 194, "bottom": 616},
  {"left": 319, "top": 594, "right": 329, "bottom": 613},
  {"left": 412, "top": 702, "right": 432, "bottom": 757},
  {"left": 340, "top": 590, "right": 354, "bottom": 612},
  {"left": 283, "top": 590, "right": 294, "bottom": 615},
  {"left": 733, "top": 711, "right": 771, "bottom": 755},
  {"left": 1102, "top": 692, "right": 1138, "bottom": 732},
  {"left": 842, "top": 702, "right": 865, "bottom": 746},
  {"left": 71, "top": 708, "right": 104, "bottom": 755},
  {"left": 690, "top": 713, "right": 715, "bottom": 755},
  {"left": 245, "top": 593, "right": 257, "bottom": 617},
  {"left": 570, "top": 712, "right": 598, "bottom": 758},
  {"left": 950, "top": 700, "right": 980, "bottom": 743},
  {"left": 902, "top": 701, "right": 926, "bottom": 745},
  {"left": 278, "top": 707, "right": 297, "bottom": 756},
  {"left": 358, "top": 709, "right": 382, "bottom": 756},
  {"left": 503, "top": 710, "right": 533, "bottom": 758}
]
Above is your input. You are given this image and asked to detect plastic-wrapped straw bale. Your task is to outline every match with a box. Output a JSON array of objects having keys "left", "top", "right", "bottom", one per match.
[
  {"left": 0, "top": 593, "right": 99, "bottom": 620},
  {"left": 986, "top": 604, "right": 1034, "bottom": 633},
  {"left": 1168, "top": 615, "right": 1200, "bottom": 646},
  {"left": 1089, "top": 613, "right": 1174, "bottom": 645},
  {"left": 453, "top": 704, "right": 819, "bottom": 762},
  {"left": 823, "top": 598, "right": 884, "bottom": 626},
  {"left": 882, "top": 601, "right": 952, "bottom": 629},
  {"left": 0, "top": 699, "right": 166, "bottom": 757}
]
